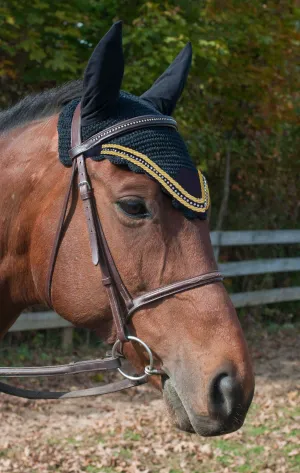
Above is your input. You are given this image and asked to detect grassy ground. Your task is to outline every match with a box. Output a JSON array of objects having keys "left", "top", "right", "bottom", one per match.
[{"left": 0, "top": 324, "right": 299, "bottom": 473}]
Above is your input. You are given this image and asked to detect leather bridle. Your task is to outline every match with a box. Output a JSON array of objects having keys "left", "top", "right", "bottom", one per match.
[{"left": 0, "top": 103, "right": 223, "bottom": 400}]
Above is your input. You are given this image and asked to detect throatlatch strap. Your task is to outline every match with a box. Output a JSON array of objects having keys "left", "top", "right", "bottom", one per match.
[{"left": 45, "top": 160, "right": 77, "bottom": 307}]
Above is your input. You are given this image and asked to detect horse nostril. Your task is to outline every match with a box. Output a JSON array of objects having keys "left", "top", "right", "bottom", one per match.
[{"left": 209, "top": 372, "right": 242, "bottom": 418}]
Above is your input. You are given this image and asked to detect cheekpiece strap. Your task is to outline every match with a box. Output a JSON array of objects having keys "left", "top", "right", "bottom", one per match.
[{"left": 69, "top": 115, "right": 177, "bottom": 160}]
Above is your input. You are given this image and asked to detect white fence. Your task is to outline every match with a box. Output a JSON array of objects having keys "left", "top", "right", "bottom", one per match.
[{"left": 9, "top": 230, "right": 300, "bottom": 335}]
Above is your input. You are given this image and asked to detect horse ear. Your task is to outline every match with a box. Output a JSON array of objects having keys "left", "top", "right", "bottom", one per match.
[
  {"left": 81, "top": 21, "right": 124, "bottom": 125},
  {"left": 140, "top": 42, "right": 192, "bottom": 115}
]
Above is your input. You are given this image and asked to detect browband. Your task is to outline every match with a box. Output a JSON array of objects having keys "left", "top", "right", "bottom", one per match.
[{"left": 69, "top": 114, "right": 177, "bottom": 160}]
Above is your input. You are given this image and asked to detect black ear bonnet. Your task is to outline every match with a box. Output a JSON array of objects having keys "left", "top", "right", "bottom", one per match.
[{"left": 58, "top": 22, "right": 209, "bottom": 219}]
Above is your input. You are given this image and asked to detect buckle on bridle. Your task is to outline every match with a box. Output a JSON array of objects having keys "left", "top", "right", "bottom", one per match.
[
  {"left": 78, "top": 180, "right": 91, "bottom": 190},
  {"left": 112, "top": 335, "right": 163, "bottom": 381}
]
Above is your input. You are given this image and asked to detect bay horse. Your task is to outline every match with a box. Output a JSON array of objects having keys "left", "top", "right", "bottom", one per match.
[{"left": 0, "top": 22, "right": 254, "bottom": 436}]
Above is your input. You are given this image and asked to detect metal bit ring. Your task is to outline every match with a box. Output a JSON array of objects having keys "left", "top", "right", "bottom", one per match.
[{"left": 112, "top": 335, "right": 154, "bottom": 381}]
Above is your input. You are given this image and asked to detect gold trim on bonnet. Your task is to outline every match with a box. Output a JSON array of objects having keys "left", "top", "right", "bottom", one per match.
[{"left": 100, "top": 144, "right": 210, "bottom": 213}]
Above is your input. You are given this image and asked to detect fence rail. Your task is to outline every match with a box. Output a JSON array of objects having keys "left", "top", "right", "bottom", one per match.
[
  {"left": 231, "top": 287, "right": 300, "bottom": 308},
  {"left": 219, "top": 258, "right": 300, "bottom": 277},
  {"left": 210, "top": 229, "right": 300, "bottom": 246},
  {"left": 8, "top": 312, "right": 72, "bottom": 332},
  {"left": 8, "top": 229, "right": 300, "bottom": 337}
]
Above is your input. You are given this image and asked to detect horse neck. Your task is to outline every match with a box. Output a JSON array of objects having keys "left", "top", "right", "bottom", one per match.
[{"left": 0, "top": 115, "right": 63, "bottom": 332}]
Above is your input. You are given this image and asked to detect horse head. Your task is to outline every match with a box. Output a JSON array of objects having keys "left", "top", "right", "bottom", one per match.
[{"left": 0, "top": 22, "right": 254, "bottom": 436}]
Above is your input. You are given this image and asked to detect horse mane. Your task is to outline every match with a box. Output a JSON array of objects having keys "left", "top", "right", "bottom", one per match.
[{"left": 0, "top": 80, "right": 83, "bottom": 133}]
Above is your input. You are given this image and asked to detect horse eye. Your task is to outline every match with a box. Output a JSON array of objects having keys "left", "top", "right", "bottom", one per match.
[{"left": 117, "top": 198, "right": 150, "bottom": 219}]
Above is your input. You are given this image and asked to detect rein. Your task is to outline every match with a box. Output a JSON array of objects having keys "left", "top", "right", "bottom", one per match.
[{"left": 0, "top": 103, "right": 223, "bottom": 400}]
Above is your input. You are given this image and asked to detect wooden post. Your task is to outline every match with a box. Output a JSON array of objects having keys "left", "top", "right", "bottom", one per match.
[
  {"left": 214, "top": 136, "right": 232, "bottom": 262},
  {"left": 62, "top": 327, "right": 73, "bottom": 349}
]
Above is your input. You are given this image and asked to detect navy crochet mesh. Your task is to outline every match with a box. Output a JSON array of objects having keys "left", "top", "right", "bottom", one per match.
[{"left": 58, "top": 92, "right": 209, "bottom": 219}]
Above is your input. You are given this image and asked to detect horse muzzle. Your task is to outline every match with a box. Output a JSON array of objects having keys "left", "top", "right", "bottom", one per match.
[{"left": 162, "top": 371, "right": 254, "bottom": 437}]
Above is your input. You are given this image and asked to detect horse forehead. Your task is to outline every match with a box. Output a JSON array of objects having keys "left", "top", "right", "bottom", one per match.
[{"left": 89, "top": 159, "right": 160, "bottom": 196}]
